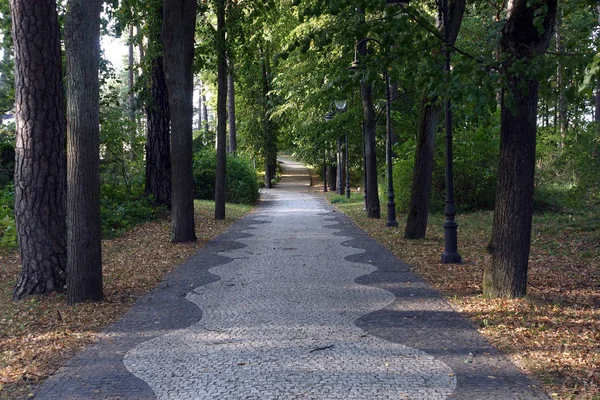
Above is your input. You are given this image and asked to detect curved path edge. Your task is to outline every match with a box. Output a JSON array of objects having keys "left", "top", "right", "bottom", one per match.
[{"left": 34, "top": 156, "right": 549, "bottom": 399}]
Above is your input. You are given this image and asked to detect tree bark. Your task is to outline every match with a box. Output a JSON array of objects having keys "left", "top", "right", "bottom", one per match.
[
  {"left": 260, "top": 46, "right": 277, "bottom": 189},
  {"left": 404, "top": 100, "right": 441, "bottom": 238},
  {"left": 404, "top": 0, "right": 466, "bottom": 238},
  {"left": 327, "top": 164, "right": 336, "bottom": 192},
  {"left": 228, "top": 65, "right": 237, "bottom": 154},
  {"left": 484, "top": 0, "right": 557, "bottom": 298},
  {"left": 10, "top": 0, "right": 67, "bottom": 301},
  {"left": 163, "top": 0, "right": 197, "bottom": 242},
  {"left": 336, "top": 138, "right": 343, "bottom": 195},
  {"left": 128, "top": 25, "right": 136, "bottom": 125},
  {"left": 145, "top": 54, "right": 171, "bottom": 208},
  {"left": 215, "top": 0, "right": 227, "bottom": 220},
  {"left": 65, "top": 0, "right": 103, "bottom": 304}
]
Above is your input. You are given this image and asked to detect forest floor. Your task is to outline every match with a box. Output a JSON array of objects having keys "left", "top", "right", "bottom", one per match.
[
  {"left": 326, "top": 191, "right": 600, "bottom": 400},
  {"left": 0, "top": 200, "right": 253, "bottom": 400}
]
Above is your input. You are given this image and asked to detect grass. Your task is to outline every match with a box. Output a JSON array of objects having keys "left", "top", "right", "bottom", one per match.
[
  {"left": 0, "top": 200, "right": 253, "bottom": 399},
  {"left": 325, "top": 191, "right": 600, "bottom": 400}
]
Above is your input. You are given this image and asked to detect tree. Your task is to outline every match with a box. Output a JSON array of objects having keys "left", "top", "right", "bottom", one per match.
[
  {"left": 484, "top": 0, "right": 558, "bottom": 298},
  {"left": 144, "top": 0, "right": 171, "bottom": 208},
  {"left": 215, "top": 0, "right": 227, "bottom": 220},
  {"left": 10, "top": 0, "right": 67, "bottom": 300},
  {"left": 163, "top": 0, "right": 197, "bottom": 241},
  {"left": 404, "top": 0, "right": 466, "bottom": 239},
  {"left": 65, "top": 0, "right": 104, "bottom": 304}
]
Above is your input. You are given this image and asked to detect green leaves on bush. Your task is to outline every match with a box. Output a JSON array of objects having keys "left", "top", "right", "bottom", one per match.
[
  {"left": 0, "top": 186, "right": 16, "bottom": 248},
  {"left": 193, "top": 148, "right": 259, "bottom": 205}
]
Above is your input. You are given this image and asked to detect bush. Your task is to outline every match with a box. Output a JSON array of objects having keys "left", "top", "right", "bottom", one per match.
[
  {"left": 193, "top": 148, "right": 260, "bottom": 205},
  {"left": 386, "top": 125, "right": 499, "bottom": 214},
  {"left": 0, "top": 186, "right": 16, "bottom": 248},
  {"left": 100, "top": 184, "right": 161, "bottom": 238}
]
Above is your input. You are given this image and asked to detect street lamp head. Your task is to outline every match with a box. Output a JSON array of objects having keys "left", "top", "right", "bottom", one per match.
[
  {"left": 386, "top": 0, "right": 411, "bottom": 6},
  {"left": 349, "top": 57, "right": 360, "bottom": 70},
  {"left": 324, "top": 111, "right": 334, "bottom": 122},
  {"left": 334, "top": 99, "right": 347, "bottom": 111}
]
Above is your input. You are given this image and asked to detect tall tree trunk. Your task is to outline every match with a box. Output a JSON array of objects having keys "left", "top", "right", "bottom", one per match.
[
  {"left": 404, "top": 0, "right": 466, "bottom": 238},
  {"left": 405, "top": 100, "right": 441, "bottom": 238},
  {"left": 484, "top": 0, "right": 557, "bottom": 298},
  {"left": 215, "top": 0, "right": 227, "bottom": 220},
  {"left": 595, "top": 6, "right": 600, "bottom": 124},
  {"left": 144, "top": 3, "right": 170, "bottom": 208},
  {"left": 198, "top": 81, "right": 203, "bottom": 131},
  {"left": 260, "top": 46, "right": 277, "bottom": 189},
  {"left": 327, "top": 163, "right": 336, "bottom": 192},
  {"left": 336, "top": 138, "right": 343, "bottom": 195},
  {"left": 128, "top": 25, "right": 136, "bottom": 125},
  {"left": 145, "top": 55, "right": 171, "bottom": 208},
  {"left": 10, "top": 0, "right": 67, "bottom": 301},
  {"left": 556, "top": 9, "right": 567, "bottom": 143},
  {"left": 65, "top": 0, "right": 103, "bottom": 304},
  {"left": 163, "top": 0, "right": 197, "bottom": 242},
  {"left": 227, "top": 66, "right": 237, "bottom": 154}
]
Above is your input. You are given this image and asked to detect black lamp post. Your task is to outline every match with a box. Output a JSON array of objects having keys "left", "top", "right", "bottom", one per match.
[
  {"left": 351, "top": 37, "right": 397, "bottom": 227},
  {"left": 334, "top": 99, "right": 350, "bottom": 198},
  {"left": 324, "top": 111, "right": 334, "bottom": 193},
  {"left": 438, "top": 0, "right": 461, "bottom": 263}
]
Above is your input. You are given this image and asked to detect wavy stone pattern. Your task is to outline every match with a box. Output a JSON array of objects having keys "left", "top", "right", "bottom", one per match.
[{"left": 124, "top": 190, "right": 457, "bottom": 399}]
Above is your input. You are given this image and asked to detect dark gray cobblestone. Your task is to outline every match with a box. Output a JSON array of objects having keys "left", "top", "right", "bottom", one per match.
[{"left": 34, "top": 157, "right": 548, "bottom": 399}]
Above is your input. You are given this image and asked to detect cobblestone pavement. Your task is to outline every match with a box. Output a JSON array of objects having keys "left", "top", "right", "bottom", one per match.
[{"left": 35, "top": 157, "right": 549, "bottom": 399}]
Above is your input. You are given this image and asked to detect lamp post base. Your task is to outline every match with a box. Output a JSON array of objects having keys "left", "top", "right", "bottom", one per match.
[{"left": 441, "top": 221, "right": 461, "bottom": 263}]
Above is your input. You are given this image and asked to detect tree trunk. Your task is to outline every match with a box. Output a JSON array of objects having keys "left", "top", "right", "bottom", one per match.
[
  {"left": 404, "top": 0, "right": 466, "bottom": 238},
  {"left": 163, "top": 0, "right": 197, "bottom": 242},
  {"left": 484, "top": 0, "right": 557, "bottom": 298},
  {"left": 198, "top": 81, "right": 203, "bottom": 131},
  {"left": 260, "top": 46, "right": 277, "bottom": 189},
  {"left": 556, "top": 9, "right": 567, "bottom": 143},
  {"left": 145, "top": 54, "right": 171, "bottom": 208},
  {"left": 10, "top": 0, "right": 67, "bottom": 301},
  {"left": 65, "top": 0, "right": 103, "bottom": 304},
  {"left": 128, "top": 25, "right": 136, "bottom": 125},
  {"left": 336, "top": 138, "right": 343, "bottom": 195},
  {"left": 327, "top": 164, "right": 336, "bottom": 192},
  {"left": 215, "top": 0, "right": 227, "bottom": 220},
  {"left": 404, "top": 99, "right": 441, "bottom": 238},
  {"left": 228, "top": 65, "right": 237, "bottom": 154}
]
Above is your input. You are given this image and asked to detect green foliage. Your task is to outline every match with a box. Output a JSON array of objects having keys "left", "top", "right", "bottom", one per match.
[
  {"left": 0, "top": 122, "right": 15, "bottom": 188},
  {"left": 100, "top": 183, "right": 160, "bottom": 238},
  {"left": 193, "top": 148, "right": 260, "bottom": 205},
  {"left": 0, "top": 185, "right": 16, "bottom": 248}
]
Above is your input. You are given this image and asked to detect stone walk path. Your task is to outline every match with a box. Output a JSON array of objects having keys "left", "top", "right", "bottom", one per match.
[{"left": 35, "top": 157, "right": 548, "bottom": 399}]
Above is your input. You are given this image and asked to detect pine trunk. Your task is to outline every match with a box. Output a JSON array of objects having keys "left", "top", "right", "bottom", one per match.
[
  {"left": 65, "top": 0, "right": 103, "bottom": 304},
  {"left": 227, "top": 69, "right": 237, "bottom": 154},
  {"left": 145, "top": 54, "right": 171, "bottom": 208},
  {"left": 484, "top": 0, "right": 557, "bottom": 298},
  {"left": 163, "top": 0, "right": 197, "bottom": 242},
  {"left": 10, "top": 0, "right": 67, "bottom": 300},
  {"left": 215, "top": 0, "right": 227, "bottom": 220}
]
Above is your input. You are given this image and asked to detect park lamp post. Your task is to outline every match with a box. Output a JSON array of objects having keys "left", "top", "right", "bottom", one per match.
[
  {"left": 334, "top": 100, "right": 351, "bottom": 199},
  {"left": 323, "top": 111, "right": 334, "bottom": 192},
  {"left": 350, "top": 38, "right": 398, "bottom": 228},
  {"left": 437, "top": 0, "right": 461, "bottom": 264}
]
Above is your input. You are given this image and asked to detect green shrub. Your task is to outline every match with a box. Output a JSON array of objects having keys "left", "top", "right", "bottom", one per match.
[
  {"left": 0, "top": 186, "right": 16, "bottom": 248},
  {"left": 193, "top": 148, "right": 260, "bottom": 205},
  {"left": 386, "top": 126, "right": 499, "bottom": 214},
  {"left": 100, "top": 183, "right": 161, "bottom": 238}
]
